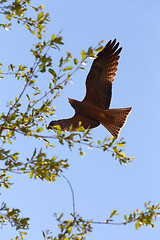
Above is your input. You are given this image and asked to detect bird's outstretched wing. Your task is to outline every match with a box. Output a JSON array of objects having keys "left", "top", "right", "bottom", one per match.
[
  {"left": 48, "top": 113, "right": 99, "bottom": 131},
  {"left": 83, "top": 39, "right": 122, "bottom": 109}
]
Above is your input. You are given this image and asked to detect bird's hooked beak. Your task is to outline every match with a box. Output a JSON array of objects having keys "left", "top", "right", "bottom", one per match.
[{"left": 68, "top": 97, "right": 71, "bottom": 103}]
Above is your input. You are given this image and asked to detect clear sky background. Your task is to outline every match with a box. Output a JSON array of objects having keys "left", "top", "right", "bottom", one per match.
[{"left": 1, "top": 0, "right": 160, "bottom": 239}]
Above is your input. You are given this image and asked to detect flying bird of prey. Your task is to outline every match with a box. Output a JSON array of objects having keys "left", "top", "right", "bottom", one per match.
[{"left": 48, "top": 39, "right": 131, "bottom": 138}]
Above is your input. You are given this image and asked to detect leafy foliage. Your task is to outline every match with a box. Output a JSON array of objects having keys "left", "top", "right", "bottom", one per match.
[
  {"left": 0, "top": 1, "right": 159, "bottom": 240},
  {"left": 0, "top": 202, "right": 29, "bottom": 230},
  {"left": 42, "top": 202, "right": 160, "bottom": 239},
  {"left": 0, "top": 0, "right": 49, "bottom": 38},
  {"left": 94, "top": 202, "right": 160, "bottom": 229},
  {"left": 42, "top": 213, "right": 92, "bottom": 240}
]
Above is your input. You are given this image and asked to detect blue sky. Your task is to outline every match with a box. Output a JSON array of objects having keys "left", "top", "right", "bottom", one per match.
[{"left": 1, "top": 0, "right": 160, "bottom": 239}]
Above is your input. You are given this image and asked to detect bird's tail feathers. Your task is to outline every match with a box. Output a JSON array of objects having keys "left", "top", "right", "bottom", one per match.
[{"left": 101, "top": 108, "right": 132, "bottom": 138}]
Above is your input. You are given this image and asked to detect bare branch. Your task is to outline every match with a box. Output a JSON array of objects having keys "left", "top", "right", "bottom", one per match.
[{"left": 59, "top": 173, "right": 76, "bottom": 217}]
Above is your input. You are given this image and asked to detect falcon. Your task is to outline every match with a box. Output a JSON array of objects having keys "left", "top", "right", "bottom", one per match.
[{"left": 48, "top": 39, "right": 131, "bottom": 138}]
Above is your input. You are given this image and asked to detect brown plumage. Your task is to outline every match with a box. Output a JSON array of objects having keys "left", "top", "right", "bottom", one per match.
[{"left": 48, "top": 39, "right": 132, "bottom": 138}]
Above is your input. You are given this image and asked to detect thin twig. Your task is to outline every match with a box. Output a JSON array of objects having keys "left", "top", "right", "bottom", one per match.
[
  {"left": 60, "top": 173, "right": 76, "bottom": 217},
  {"left": 92, "top": 221, "right": 124, "bottom": 225}
]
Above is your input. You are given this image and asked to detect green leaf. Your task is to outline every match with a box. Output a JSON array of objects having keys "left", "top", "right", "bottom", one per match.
[
  {"left": 26, "top": 94, "right": 30, "bottom": 101},
  {"left": 51, "top": 34, "right": 55, "bottom": 41},
  {"left": 110, "top": 209, "right": 116, "bottom": 219},
  {"left": 59, "top": 57, "right": 63, "bottom": 67},
  {"left": 8, "top": 139, "right": 12, "bottom": 144},
  {"left": 42, "top": 231, "right": 45, "bottom": 238},
  {"left": 69, "top": 125, "right": 73, "bottom": 132},
  {"left": 37, "top": 12, "right": 44, "bottom": 21},
  {"left": 31, "top": 30, "right": 35, "bottom": 35},
  {"left": 49, "top": 68, "right": 56, "bottom": 77},
  {"left": 135, "top": 222, "right": 139, "bottom": 230},
  {"left": 54, "top": 36, "right": 63, "bottom": 44},
  {"left": 80, "top": 150, "right": 85, "bottom": 157},
  {"left": 6, "top": 14, "right": 12, "bottom": 21},
  {"left": 80, "top": 67, "right": 85, "bottom": 70},
  {"left": 63, "top": 66, "right": 73, "bottom": 71},
  {"left": 95, "top": 46, "right": 104, "bottom": 52},
  {"left": 116, "top": 143, "right": 124, "bottom": 147},
  {"left": 81, "top": 50, "right": 86, "bottom": 61},
  {"left": 36, "top": 127, "right": 43, "bottom": 133},
  {"left": 74, "top": 58, "right": 78, "bottom": 66},
  {"left": 25, "top": 24, "right": 31, "bottom": 31}
]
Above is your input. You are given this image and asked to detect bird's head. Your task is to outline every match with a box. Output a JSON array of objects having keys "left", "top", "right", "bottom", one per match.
[
  {"left": 48, "top": 120, "right": 67, "bottom": 130},
  {"left": 48, "top": 120, "right": 59, "bottom": 129}
]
